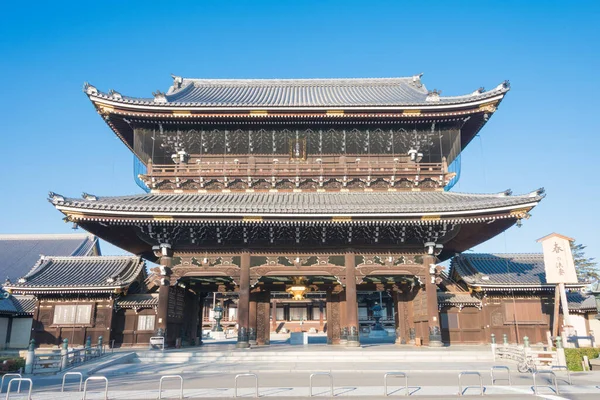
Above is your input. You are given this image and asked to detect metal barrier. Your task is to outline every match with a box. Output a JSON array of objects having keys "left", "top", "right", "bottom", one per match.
[
  {"left": 458, "top": 371, "right": 484, "bottom": 396},
  {"left": 234, "top": 373, "right": 258, "bottom": 398},
  {"left": 83, "top": 376, "right": 109, "bottom": 400},
  {"left": 384, "top": 372, "right": 408, "bottom": 396},
  {"left": 490, "top": 366, "right": 511, "bottom": 386},
  {"left": 149, "top": 336, "right": 165, "bottom": 351},
  {"left": 309, "top": 372, "right": 333, "bottom": 397},
  {"left": 532, "top": 370, "right": 559, "bottom": 395},
  {"left": 0, "top": 374, "right": 21, "bottom": 394},
  {"left": 159, "top": 375, "right": 184, "bottom": 399},
  {"left": 62, "top": 371, "right": 83, "bottom": 392},
  {"left": 551, "top": 365, "right": 572, "bottom": 385},
  {"left": 5, "top": 378, "right": 32, "bottom": 400}
]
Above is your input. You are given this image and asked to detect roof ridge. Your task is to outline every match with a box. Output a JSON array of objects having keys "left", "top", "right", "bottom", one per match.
[{"left": 0, "top": 233, "right": 94, "bottom": 240}]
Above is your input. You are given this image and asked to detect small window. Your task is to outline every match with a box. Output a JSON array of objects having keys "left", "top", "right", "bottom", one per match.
[
  {"left": 53, "top": 305, "right": 92, "bottom": 325},
  {"left": 138, "top": 315, "right": 155, "bottom": 331}
]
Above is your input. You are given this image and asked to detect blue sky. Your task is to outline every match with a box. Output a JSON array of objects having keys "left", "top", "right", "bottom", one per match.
[{"left": 1, "top": 1, "right": 598, "bottom": 262}]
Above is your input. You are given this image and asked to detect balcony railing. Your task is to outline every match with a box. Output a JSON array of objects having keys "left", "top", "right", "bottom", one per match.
[{"left": 146, "top": 158, "right": 447, "bottom": 183}]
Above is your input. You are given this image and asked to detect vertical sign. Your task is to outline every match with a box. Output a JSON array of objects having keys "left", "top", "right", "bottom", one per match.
[{"left": 539, "top": 233, "right": 577, "bottom": 284}]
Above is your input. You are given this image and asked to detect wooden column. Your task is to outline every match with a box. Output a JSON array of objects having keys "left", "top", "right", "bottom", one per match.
[
  {"left": 249, "top": 292, "right": 258, "bottom": 345},
  {"left": 406, "top": 290, "right": 416, "bottom": 344},
  {"left": 256, "top": 291, "right": 270, "bottom": 346},
  {"left": 156, "top": 246, "right": 173, "bottom": 341},
  {"left": 271, "top": 300, "right": 277, "bottom": 332},
  {"left": 424, "top": 255, "right": 443, "bottom": 347},
  {"left": 345, "top": 252, "right": 360, "bottom": 347},
  {"left": 189, "top": 293, "right": 200, "bottom": 345},
  {"left": 319, "top": 301, "right": 324, "bottom": 332},
  {"left": 339, "top": 291, "right": 347, "bottom": 344},
  {"left": 236, "top": 251, "right": 250, "bottom": 348},
  {"left": 326, "top": 291, "right": 341, "bottom": 345},
  {"left": 393, "top": 290, "right": 406, "bottom": 344}
]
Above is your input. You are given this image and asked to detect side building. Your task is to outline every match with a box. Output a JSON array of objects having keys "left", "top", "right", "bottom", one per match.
[{"left": 0, "top": 234, "right": 99, "bottom": 349}]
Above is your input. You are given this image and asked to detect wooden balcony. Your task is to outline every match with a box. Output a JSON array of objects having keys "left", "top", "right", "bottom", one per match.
[{"left": 144, "top": 156, "right": 451, "bottom": 190}]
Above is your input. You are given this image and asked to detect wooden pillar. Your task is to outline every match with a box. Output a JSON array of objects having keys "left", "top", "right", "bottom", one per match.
[
  {"left": 236, "top": 252, "right": 250, "bottom": 348},
  {"left": 249, "top": 292, "right": 258, "bottom": 345},
  {"left": 406, "top": 290, "right": 416, "bottom": 344},
  {"left": 271, "top": 300, "right": 277, "bottom": 332},
  {"left": 424, "top": 255, "right": 443, "bottom": 347},
  {"left": 393, "top": 290, "right": 406, "bottom": 344},
  {"left": 345, "top": 252, "right": 360, "bottom": 347},
  {"left": 256, "top": 291, "right": 270, "bottom": 346},
  {"left": 339, "top": 291, "right": 347, "bottom": 344},
  {"left": 319, "top": 301, "right": 324, "bottom": 332},
  {"left": 156, "top": 245, "right": 173, "bottom": 341},
  {"left": 326, "top": 290, "right": 341, "bottom": 345},
  {"left": 189, "top": 293, "right": 200, "bottom": 345}
]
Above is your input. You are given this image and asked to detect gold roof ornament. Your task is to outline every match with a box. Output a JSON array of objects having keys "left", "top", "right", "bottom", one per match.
[{"left": 286, "top": 276, "right": 309, "bottom": 301}]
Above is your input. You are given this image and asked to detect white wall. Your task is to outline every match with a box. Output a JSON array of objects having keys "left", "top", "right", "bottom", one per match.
[
  {"left": 8, "top": 318, "right": 32, "bottom": 349},
  {"left": 0, "top": 318, "right": 8, "bottom": 349},
  {"left": 588, "top": 314, "right": 600, "bottom": 347},
  {"left": 570, "top": 314, "right": 592, "bottom": 347}
]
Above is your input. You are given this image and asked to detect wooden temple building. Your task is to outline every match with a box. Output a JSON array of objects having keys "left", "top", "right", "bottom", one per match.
[{"left": 44, "top": 74, "right": 552, "bottom": 348}]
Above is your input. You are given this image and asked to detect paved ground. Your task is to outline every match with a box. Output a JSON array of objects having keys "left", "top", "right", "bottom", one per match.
[{"left": 5, "top": 340, "right": 599, "bottom": 399}]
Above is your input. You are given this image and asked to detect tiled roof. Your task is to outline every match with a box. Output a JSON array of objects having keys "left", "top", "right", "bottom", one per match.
[
  {"left": 0, "top": 234, "right": 98, "bottom": 284},
  {"left": 117, "top": 294, "right": 159, "bottom": 309},
  {"left": 50, "top": 190, "right": 543, "bottom": 217},
  {"left": 0, "top": 295, "right": 36, "bottom": 316},
  {"left": 5, "top": 256, "right": 144, "bottom": 293},
  {"left": 85, "top": 76, "right": 510, "bottom": 108},
  {"left": 567, "top": 292, "right": 597, "bottom": 312},
  {"left": 437, "top": 292, "right": 482, "bottom": 307},
  {"left": 450, "top": 253, "right": 583, "bottom": 288}
]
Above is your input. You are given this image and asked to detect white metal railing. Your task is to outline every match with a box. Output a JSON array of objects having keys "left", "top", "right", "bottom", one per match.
[
  {"left": 384, "top": 372, "right": 408, "bottom": 396},
  {"left": 62, "top": 372, "right": 83, "bottom": 392},
  {"left": 457, "top": 371, "right": 484, "bottom": 396},
  {"left": 83, "top": 376, "right": 109, "bottom": 400},
  {"left": 5, "top": 378, "right": 32, "bottom": 400},
  {"left": 309, "top": 372, "right": 334, "bottom": 397},
  {"left": 234, "top": 374, "right": 258, "bottom": 398},
  {"left": 159, "top": 375, "right": 184, "bottom": 399}
]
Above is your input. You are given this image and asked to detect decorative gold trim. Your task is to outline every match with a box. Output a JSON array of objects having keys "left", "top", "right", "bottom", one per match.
[
  {"left": 243, "top": 216, "right": 263, "bottom": 222},
  {"left": 421, "top": 215, "right": 441, "bottom": 221},
  {"left": 478, "top": 102, "right": 497, "bottom": 113},
  {"left": 172, "top": 110, "right": 191, "bottom": 116},
  {"left": 96, "top": 103, "right": 114, "bottom": 115},
  {"left": 510, "top": 207, "right": 531, "bottom": 216},
  {"left": 402, "top": 109, "right": 421, "bottom": 115},
  {"left": 249, "top": 110, "right": 268, "bottom": 115},
  {"left": 326, "top": 110, "right": 344, "bottom": 115},
  {"left": 332, "top": 216, "right": 352, "bottom": 222},
  {"left": 153, "top": 216, "right": 174, "bottom": 221}
]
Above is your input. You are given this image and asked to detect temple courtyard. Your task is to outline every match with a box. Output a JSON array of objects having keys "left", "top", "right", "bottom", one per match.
[{"left": 5, "top": 342, "right": 600, "bottom": 399}]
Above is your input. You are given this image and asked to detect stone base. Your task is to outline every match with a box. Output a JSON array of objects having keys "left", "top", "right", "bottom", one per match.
[
  {"left": 209, "top": 331, "right": 227, "bottom": 340},
  {"left": 290, "top": 332, "right": 308, "bottom": 345},
  {"left": 235, "top": 341, "right": 250, "bottom": 348},
  {"left": 345, "top": 340, "right": 361, "bottom": 347},
  {"left": 428, "top": 340, "right": 444, "bottom": 347},
  {"left": 369, "top": 330, "right": 389, "bottom": 338}
]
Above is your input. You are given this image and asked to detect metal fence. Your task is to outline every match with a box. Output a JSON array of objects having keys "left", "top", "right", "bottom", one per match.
[{"left": 33, "top": 344, "right": 109, "bottom": 373}]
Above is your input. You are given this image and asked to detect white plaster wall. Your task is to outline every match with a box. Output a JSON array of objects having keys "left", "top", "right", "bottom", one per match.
[
  {"left": 8, "top": 318, "right": 32, "bottom": 349},
  {"left": 0, "top": 318, "right": 8, "bottom": 349},
  {"left": 570, "top": 314, "right": 592, "bottom": 347},
  {"left": 587, "top": 314, "right": 600, "bottom": 347}
]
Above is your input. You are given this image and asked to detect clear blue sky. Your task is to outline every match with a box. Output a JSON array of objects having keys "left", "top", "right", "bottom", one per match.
[{"left": 1, "top": 1, "right": 598, "bottom": 262}]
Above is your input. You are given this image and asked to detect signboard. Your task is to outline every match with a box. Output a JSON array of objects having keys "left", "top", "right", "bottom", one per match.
[
  {"left": 149, "top": 336, "right": 165, "bottom": 351},
  {"left": 538, "top": 233, "right": 578, "bottom": 284}
]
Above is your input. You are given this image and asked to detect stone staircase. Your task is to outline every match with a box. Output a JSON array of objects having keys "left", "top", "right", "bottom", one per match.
[{"left": 135, "top": 348, "right": 494, "bottom": 365}]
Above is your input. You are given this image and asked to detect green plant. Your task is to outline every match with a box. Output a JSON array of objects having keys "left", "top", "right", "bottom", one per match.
[
  {"left": 564, "top": 348, "right": 600, "bottom": 371},
  {"left": 0, "top": 357, "right": 25, "bottom": 373}
]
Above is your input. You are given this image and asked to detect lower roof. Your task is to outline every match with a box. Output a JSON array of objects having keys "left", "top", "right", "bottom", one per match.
[
  {"left": 450, "top": 253, "right": 585, "bottom": 289},
  {"left": 5, "top": 256, "right": 145, "bottom": 293},
  {"left": 50, "top": 190, "right": 543, "bottom": 218},
  {"left": 0, "top": 233, "right": 99, "bottom": 284}
]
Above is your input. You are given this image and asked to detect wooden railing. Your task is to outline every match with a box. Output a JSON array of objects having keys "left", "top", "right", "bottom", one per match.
[{"left": 147, "top": 159, "right": 446, "bottom": 181}]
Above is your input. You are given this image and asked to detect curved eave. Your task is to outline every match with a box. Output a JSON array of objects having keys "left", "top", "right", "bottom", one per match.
[
  {"left": 53, "top": 201, "right": 538, "bottom": 222},
  {"left": 88, "top": 91, "right": 506, "bottom": 113}
]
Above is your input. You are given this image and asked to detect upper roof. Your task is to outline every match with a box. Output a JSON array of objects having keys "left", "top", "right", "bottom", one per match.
[
  {"left": 566, "top": 292, "right": 597, "bottom": 312},
  {"left": 0, "top": 234, "right": 99, "bottom": 284},
  {"left": 5, "top": 256, "right": 145, "bottom": 293},
  {"left": 450, "top": 253, "right": 584, "bottom": 289},
  {"left": 85, "top": 75, "right": 510, "bottom": 110},
  {"left": 49, "top": 190, "right": 543, "bottom": 218}
]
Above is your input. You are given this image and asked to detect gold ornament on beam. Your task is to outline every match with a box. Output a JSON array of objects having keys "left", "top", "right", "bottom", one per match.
[{"left": 286, "top": 276, "right": 309, "bottom": 301}]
